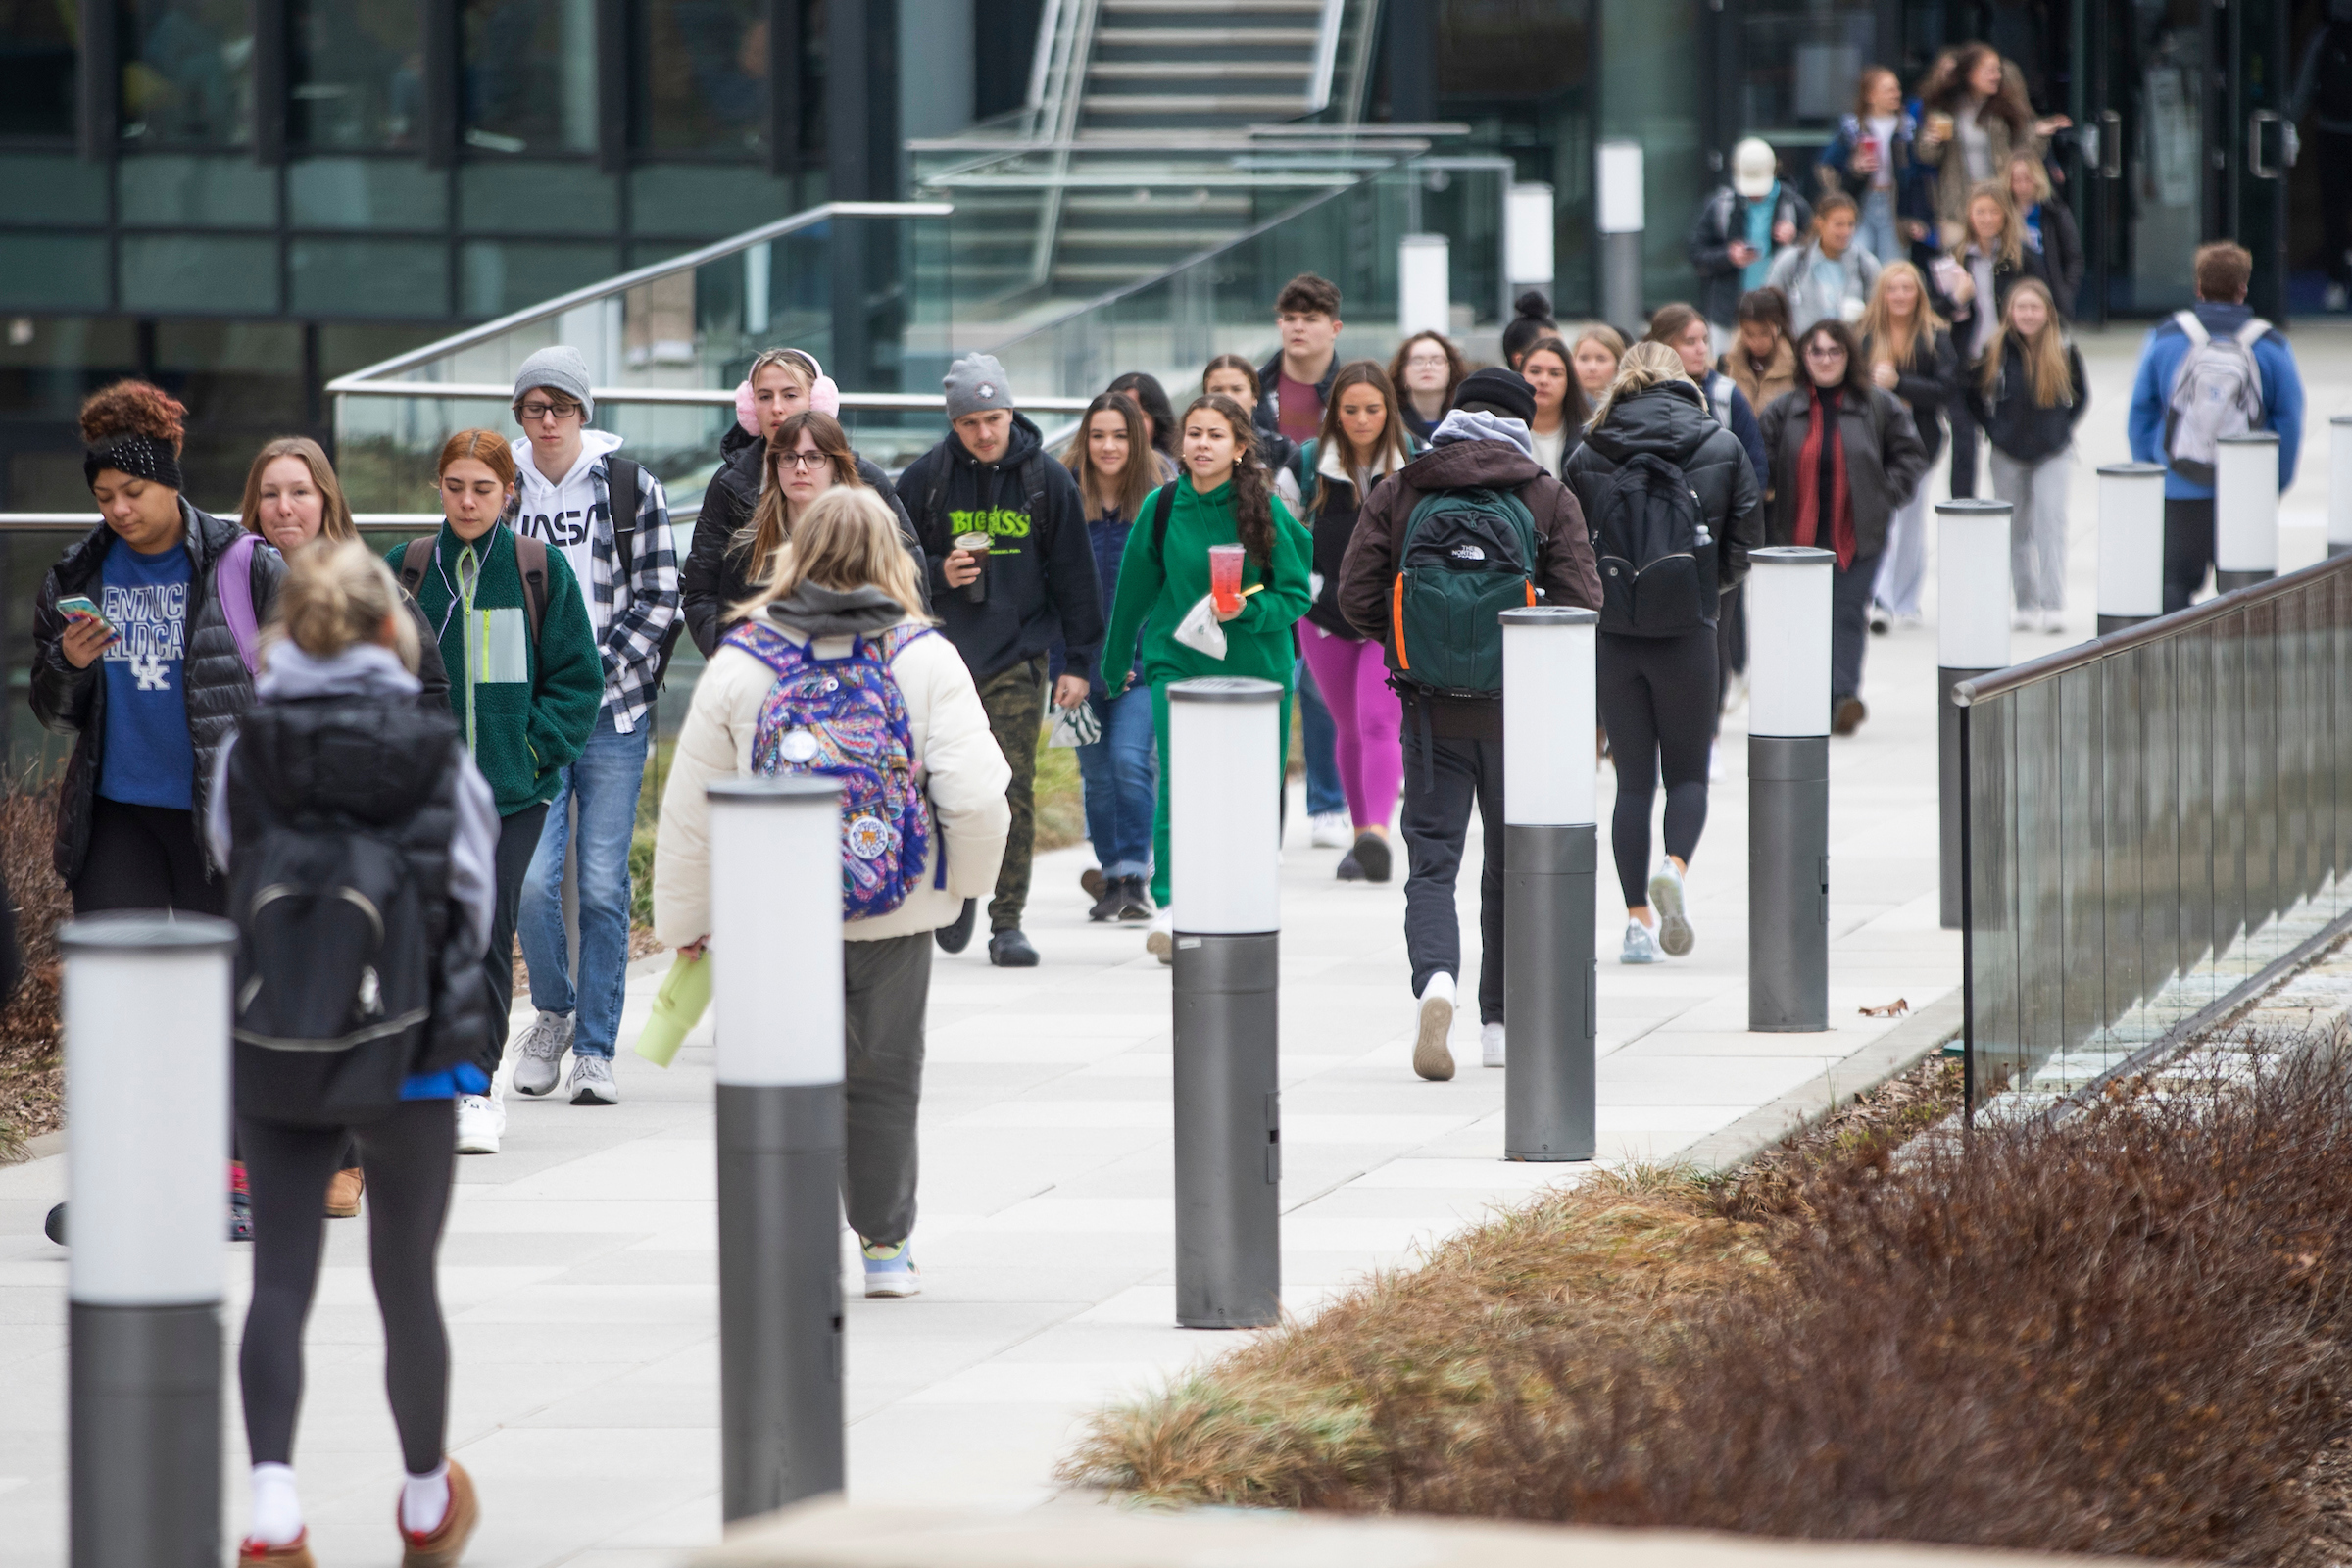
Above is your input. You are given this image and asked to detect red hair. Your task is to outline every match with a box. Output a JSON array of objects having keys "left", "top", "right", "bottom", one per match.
[{"left": 436, "top": 428, "right": 517, "bottom": 486}]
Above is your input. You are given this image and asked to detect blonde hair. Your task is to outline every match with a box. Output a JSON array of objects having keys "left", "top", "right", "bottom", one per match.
[
  {"left": 733, "top": 487, "right": 932, "bottom": 627},
  {"left": 2005, "top": 150, "right": 2052, "bottom": 206},
  {"left": 1858, "top": 261, "right": 1948, "bottom": 373},
  {"left": 239, "top": 436, "right": 356, "bottom": 544},
  {"left": 1586, "top": 340, "right": 1691, "bottom": 432},
  {"left": 272, "top": 537, "right": 419, "bottom": 672},
  {"left": 1979, "top": 277, "right": 2076, "bottom": 410},
  {"left": 1957, "top": 181, "right": 2026, "bottom": 269},
  {"left": 1572, "top": 322, "right": 1628, "bottom": 363}
]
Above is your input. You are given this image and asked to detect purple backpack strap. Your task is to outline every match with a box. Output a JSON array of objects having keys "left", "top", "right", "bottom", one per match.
[{"left": 218, "top": 532, "right": 262, "bottom": 677}]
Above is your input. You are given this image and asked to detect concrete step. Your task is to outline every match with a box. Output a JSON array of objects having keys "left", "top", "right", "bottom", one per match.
[
  {"left": 1082, "top": 94, "right": 1308, "bottom": 115},
  {"left": 1094, "top": 26, "right": 1319, "bottom": 45},
  {"left": 1089, "top": 61, "right": 1312, "bottom": 78}
]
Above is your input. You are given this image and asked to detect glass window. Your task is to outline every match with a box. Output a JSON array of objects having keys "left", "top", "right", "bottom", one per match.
[
  {"left": 292, "top": 237, "right": 450, "bottom": 317},
  {"left": 1600, "top": 0, "right": 1702, "bottom": 308},
  {"left": 155, "top": 320, "right": 311, "bottom": 509},
  {"left": 0, "top": 237, "right": 112, "bottom": 311},
  {"left": 290, "top": 158, "right": 449, "bottom": 228},
  {"left": 640, "top": 0, "right": 769, "bottom": 155},
  {"left": 630, "top": 164, "right": 799, "bottom": 235},
  {"left": 1736, "top": 0, "right": 1877, "bottom": 138},
  {"left": 0, "top": 0, "right": 77, "bottom": 141},
  {"left": 460, "top": 239, "right": 621, "bottom": 316},
  {"left": 121, "top": 0, "right": 254, "bottom": 147},
  {"left": 120, "top": 234, "right": 279, "bottom": 313},
  {"left": 319, "top": 322, "right": 447, "bottom": 379},
  {"left": 119, "top": 153, "right": 279, "bottom": 226},
  {"left": 291, "top": 0, "right": 423, "bottom": 150},
  {"left": 459, "top": 161, "right": 619, "bottom": 231},
  {"left": 463, "top": 0, "right": 597, "bottom": 156},
  {"left": 0, "top": 317, "right": 139, "bottom": 422},
  {"left": 0, "top": 153, "right": 109, "bottom": 223}
]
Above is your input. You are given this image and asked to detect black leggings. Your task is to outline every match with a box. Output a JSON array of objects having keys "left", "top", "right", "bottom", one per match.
[
  {"left": 72, "top": 797, "right": 225, "bottom": 916},
  {"left": 237, "top": 1100, "right": 457, "bottom": 1474},
  {"left": 1598, "top": 628, "right": 1719, "bottom": 907}
]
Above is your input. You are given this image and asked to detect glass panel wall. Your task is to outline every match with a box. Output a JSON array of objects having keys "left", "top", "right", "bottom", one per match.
[
  {"left": 121, "top": 0, "right": 255, "bottom": 147},
  {"left": 291, "top": 0, "right": 424, "bottom": 151},
  {"left": 463, "top": 0, "right": 598, "bottom": 156},
  {"left": 1738, "top": 0, "right": 1879, "bottom": 141},
  {"left": 1600, "top": 0, "right": 1704, "bottom": 308},
  {"left": 639, "top": 0, "right": 770, "bottom": 155},
  {"left": 1435, "top": 0, "right": 1595, "bottom": 317},
  {"left": 0, "top": 0, "right": 77, "bottom": 140}
]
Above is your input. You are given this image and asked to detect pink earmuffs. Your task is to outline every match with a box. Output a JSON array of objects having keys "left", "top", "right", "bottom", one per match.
[{"left": 735, "top": 351, "right": 842, "bottom": 435}]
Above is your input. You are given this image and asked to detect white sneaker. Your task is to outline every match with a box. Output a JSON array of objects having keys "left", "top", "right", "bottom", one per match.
[
  {"left": 1707, "top": 742, "right": 1724, "bottom": 783},
  {"left": 1309, "top": 810, "right": 1350, "bottom": 849},
  {"left": 2041, "top": 610, "right": 2066, "bottom": 635},
  {"left": 566, "top": 1054, "right": 619, "bottom": 1105},
  {"left": 2012, "top": 612, "right": 2034, "bottom": 632},
  {"left": 1413, "top": 973, "right": 1456, "bottom": 1082},
  {"left": 1146, "top": 907, "right": 1173, "bottom": 965},
  {"left": 1621, "top": 918, "right": 1663, "bottom": 964},
  {"left": 454, "top": 1093, "right": 504, "bottom": 1154},
  {"left": 1481, "top": 1021, "right": 1505, "bottom": 1069},
  {"left": 510, "top": 1011, "right": 574, "bottom": 1097},
  {"left": 1647, "top": 863, "right": 1694, "bottom": 956}
]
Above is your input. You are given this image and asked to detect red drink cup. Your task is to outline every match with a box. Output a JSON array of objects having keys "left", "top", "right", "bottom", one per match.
[{"left": 1208, "top": 543, "right": 1245, "bottom": 614}]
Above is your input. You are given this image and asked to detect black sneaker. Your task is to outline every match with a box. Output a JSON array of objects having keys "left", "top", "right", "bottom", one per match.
[
  {"left": 1088, "top": 879, "right": 1126, "bottom": 921},
  {"left": 1080, "top": 867, "right": 1105, "bottom": 900},
  {"left": 1112, "top": 876, "right": 1155, "bottom": 921},
  {"left": 935, "top": 898, "right": 977, "bottom": 954},
  {"left": 1350, "top": 830, "right": 1392, "bottom": 883},
  {"left": 1337, "top": 850, "right": 1364, "bottom": 881},
  {"left": 988, "top": 928, "right": 1040, "bottom": 967},
  {"left": 44, "top": 1201, "right": 65, "bottom": 1245}
]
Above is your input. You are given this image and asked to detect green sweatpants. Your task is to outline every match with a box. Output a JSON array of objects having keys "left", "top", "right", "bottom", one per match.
[{"left": 1148, "top": 678, "right": 1293, "bottom": 910}]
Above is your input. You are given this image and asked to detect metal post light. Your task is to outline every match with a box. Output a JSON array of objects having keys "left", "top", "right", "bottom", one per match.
[
  {"left": 1167, "top": 676, "right": 1284, "bottom": 1330},
  {"left": 709, "top": 777, "right": 846, "bottom": 1521},
  {"left": 1745, "top": 547, "right": 1834, "bottom": 1032},
  {"left": 2330, "top": 415, "right": 2352, "bottom": 558},
  {"left": 1501, "top": 607, "right": 1598, "bottom": 1161},
  {"left": 64, "top": 913, "right": 237, "bottom": 1568},
  {"left": 1937, "top": 499, "right": 2013, "bottom": 930},
  {"left": 2095, "top": 463, "right": 2168, "bottom": 633},
  {"left": 2214, "top": 430, "right": 2281, "bottom": 592}
]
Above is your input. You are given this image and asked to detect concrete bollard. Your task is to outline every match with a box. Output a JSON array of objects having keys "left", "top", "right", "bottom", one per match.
[
  {"left": 2095, "top": 463, "right": 2168, "bottom": 634},
  {"left": 1745, "top": 547, "right": 1834, "bottom": 1032},
  {"left": 1937, "top": 500, "right": 2012, "bottom": 930},
  {"left": 2214, "top": 430, "right": 2281, "bottom": 592}
]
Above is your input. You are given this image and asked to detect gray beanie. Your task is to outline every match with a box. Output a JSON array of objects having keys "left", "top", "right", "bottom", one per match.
[
  {"left": 943, "top": 353, "right": 1015, "bottom": 421},
  {"left": 514, "top": 345, "right": 595, "bottom": 423}
]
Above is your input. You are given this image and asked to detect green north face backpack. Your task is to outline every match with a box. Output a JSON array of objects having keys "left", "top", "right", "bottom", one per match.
[{"left": 1388, "top": 485, "right": 1540, "bottom": 698}]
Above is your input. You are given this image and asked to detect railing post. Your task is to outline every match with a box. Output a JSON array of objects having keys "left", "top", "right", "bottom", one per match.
[
  {"left": 1501, "top": 607, "right": 1598, "bottom": 1161},
  {"left": 1938, "top": 499, "right": 2012, "bottom": 931},
  {"left": 2215, "top": 430, "right": 2281, "bottom": 592},
  {"left": 64, "top": 914, "right": 237, "bottom": 1568},
  {"left": 708, "top": 777, "right": 846, "bottom": 1521},
  {"left": 1746, "top": 546, "right": 1834, "bottom": 1032},
  {"left": 2096, "top": 463, "right": 2168, "bottom": 633},
  {"left": 1168, "top": 676, "right": 1284, "bottom": 1329},
  {"left": 2330, "top": 415, "right": 2352, "bottom": 558}
]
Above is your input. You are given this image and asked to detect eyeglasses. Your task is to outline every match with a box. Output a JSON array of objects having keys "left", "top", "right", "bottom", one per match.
[
  {"left": 516, "top": 400, "right": 581, "bottom": 421},
  {"left": 776, "top": 451, "right": 829, "bottom": 471},
  {"left": 1804, "top": 344, "right": 1849, "bottom": 360},
  {"left": 1405, "top": 353, "right": 1449, "bottom": 369}
]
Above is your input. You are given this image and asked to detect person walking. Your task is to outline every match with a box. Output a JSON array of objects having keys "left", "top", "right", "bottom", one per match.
[
  {"left": 1571, "top": 323, "right": 1628, "bottom": 405},
  {"left": 2006, "top": 152, "right": 2083, "bottom": 317},
  {"left": 1336, "top": 368, "right": 1604, "bottom": 1079},
  {"left": 1648, "top": 304, "right": 1771, "bottom": 483},
  {"left": 1714, "top": 290, "right": 1795, "bottom": 703},
  {"left": 1389, "top": 331, "right": 1467, "bottom": 442},
  {"left": 1293, "top": 362, "right": 1417, "bottom": 883},
  {"left": 391, "top": 430, "right": 604, "bottom": 1154},
  {"left": 1060, "top": 390, "right": 1170, "bottom": 921},
  {"left": 1518, "top": 335, "right": 1592, "bottom": 478},
  {"left": 680, "top": 346, "right": 922, "bottom": 658},
  {"left": 655, "top": 487, "right": 1010, "bottom": 1299},
  {"left": 1914, "top": 44, "right": 2066, "bottom": 247},
  {"left": 1817, "top": 67, "right": 1928, "bottom": 265},
  {"left": 1564, "top": 342, "right": 1763, "bottom": 966},
  {"left": 691, "top": 411, "right": 893, "bottom": 654},
  {"left": 1690, "top": 139, "right": 1812, "bottom": 353},
  {"left": 1939, "top": 182, "right": 2052, "bottom": 498},
  {"left": 901, "top": 353, "right": 1104, "bottom": 967},
  {"left": 2127, "top": 243, "right": 2304, "bottom": 610},
  {"left": 1253, "top": 272, "right": 1346, "bottom": 450},
  {"left": 1501, "top": 290, "right": 1560, "bottom": 371},
  {"left": 1765, "top": 193, "right": 1884, "bottom": 335},
  {"left": 1204, "top": 354, "right": 1300, "bottom": 477},
  {"left": 1108, "top": 371, "right": 1179, "bottom": 464},
  {"left": 1858, "top": 262, "right": 1959, "bottom": 630},
  {"left": 1759, "top": 320, "right": 1930, "bottom": 736},
  {"left": 1968, "top": 277, "right": 2087, "bottom": 634},
  {"left": 217, "top": 540, "right": 496, "bottom": 1568}
]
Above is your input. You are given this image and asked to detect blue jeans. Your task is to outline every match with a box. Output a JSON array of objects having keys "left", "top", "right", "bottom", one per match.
[
  {"left": 1077, "top": 685, "right": 1157, "bottom": 879},
  {"left": 519, "top": 709, "right": 649, "bottom": 1060},
  {"left": 1858, "top": 188, "right": 1900, "bottom": 266},
  {"left": 1296, "top": 656, "right": 1346, "bottom": 818}
]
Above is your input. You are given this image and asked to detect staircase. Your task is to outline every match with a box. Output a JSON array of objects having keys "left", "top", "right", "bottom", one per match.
[{"left": 1080, "top": 0, "right": 1337, "bottom": 136}]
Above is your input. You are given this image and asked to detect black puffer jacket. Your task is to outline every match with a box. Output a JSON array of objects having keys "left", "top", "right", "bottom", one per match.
[
  {"left": 679, "top": 421, "right": 926, "bottom": 657},
  {"left": 1862, "top": 324, "right": 1961, "bottom": 464},
  {"left": 31, "top": 501, "right": 287, "bottom": 883},
  {"left": 1563, "top": 379, "right": 1766, "bottom": 613},
  {"left": 1965, "top": 333, "right": 2089, "bottom": 465}
]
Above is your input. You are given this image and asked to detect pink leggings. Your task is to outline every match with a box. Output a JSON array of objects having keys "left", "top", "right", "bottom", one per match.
[{"left": 1300, "top": 626, "right": 1403, "bottom": 830}]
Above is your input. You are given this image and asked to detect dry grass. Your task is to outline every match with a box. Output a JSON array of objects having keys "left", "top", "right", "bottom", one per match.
[{"left": 0, "top": 767, "right": 72, "bottom": 1154}]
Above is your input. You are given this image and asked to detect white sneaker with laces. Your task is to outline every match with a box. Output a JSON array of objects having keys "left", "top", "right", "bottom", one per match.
[
  {"left": 1413, "top": 972, "right": 1456, "bottom": 1082},
  {"left": 1647, "top": 862, "right": 1694, "bottom": 956},
  {"left": 1621, "top": 918, "right": 1663, "bottom": 964},
  {"left": 1309, "top": 811, "right": 1350, "bottom": 849},
  {"left": 454, "top": 1094, "right": 504, "bottom": 1154},
  {"left": 510, "top": 1010, "right": 574, "bottom": 1097},
  {"left": 1481, "top": 1020, "right": 1505, "bottom": 1069},
  {"left": 566, "top": 1054, "right": 619, "bottom": 1105}
]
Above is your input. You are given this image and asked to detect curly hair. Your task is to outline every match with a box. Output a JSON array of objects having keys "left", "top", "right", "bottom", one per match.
[
  {"left": 79, "top": 380, "right": 187, "bottom": 452},
  {"left": 1183, "top": 393, "right": 1276, "bottom": 566}
]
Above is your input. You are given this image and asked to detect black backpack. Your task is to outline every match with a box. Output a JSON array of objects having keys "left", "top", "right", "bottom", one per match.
[{"left": 1589, "top": 451, "right": 1718, "bottom": 635}]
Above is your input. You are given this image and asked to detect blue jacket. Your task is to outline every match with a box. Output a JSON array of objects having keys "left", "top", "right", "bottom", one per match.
[{"left": 2127, "top": 302, "right": 2305, "bottom": 500}]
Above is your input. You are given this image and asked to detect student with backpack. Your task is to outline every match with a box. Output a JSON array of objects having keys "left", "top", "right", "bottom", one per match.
[
  {"left": 1566, "top": 343, "right": 1763, "bottom": 965},
  {"left": 215, "top": 540, "right": 496, "bottom": 1568},
  {"left": 655, "top": 487, "right": 1010, "bottom": 1299},
  {"left": 1336, "top": 368, "right": 1604, "bottom": 1079},
  {"left": 392, "top": 429, "right": 604, "bottom": 1154},
  {"left": 1967, "top": 278, "right": 2088, "bottom": 633},
  {"left": 2127, "top": 242, "right": 2306, "bottom": 611}
]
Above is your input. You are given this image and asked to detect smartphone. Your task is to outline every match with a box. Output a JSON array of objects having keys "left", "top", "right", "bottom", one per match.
[{"left": 56, "top": 595, "right": 109, "bottom": 631}]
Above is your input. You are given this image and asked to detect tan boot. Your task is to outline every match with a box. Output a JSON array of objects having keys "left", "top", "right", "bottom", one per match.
[
  {"left": 400, "top": 1460, "right": 479, "bottom": 1568},
  {"left": 238, "top": 1532, "right": 316, "bottom": 1567},
  {"left": 324, "top": 1167, "right": 364, "bottom": 1219}
]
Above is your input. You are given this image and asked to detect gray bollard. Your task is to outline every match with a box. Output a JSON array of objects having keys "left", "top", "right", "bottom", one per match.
[
  {"left": 2214, "top": 430, "right": 2281, "bottom": 592},
  {"left": 2330, "top": 415, "right": 2352, "bottom": 558},
  {"left": 1167, "top": 676, "right": 1284, "bottom": 1330},
  {"left": 708, "top": 777, "right": 846, "bottom": 1520},
  {"left": 64, "top": 913, "right": 237, "bottom": 1568},
  {"left": 1745, "top": 547, "right": 1834, "bottom": 1032},
  {"left": 1936, "top": 500, "right": 2012, "bottom": 931},
  {"left": 2095, "top": 463, "right": 2167, "bottom": 634},
  {"left": 1500, "top": 607, "right": 1598, "bottom": 1161}
]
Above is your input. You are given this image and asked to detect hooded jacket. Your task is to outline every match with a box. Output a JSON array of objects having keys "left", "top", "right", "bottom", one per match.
[
  {"left": 655, "top": 586, "right": 1012, "bottom": 945},
  {"left": 2126, "top": 301, "right": 2306, "bottom": 500},
  {"left": 1690, "top": 183, "right": 1815, "bottom": 326},
  {"left": 1720, "top": 336, "right": 1802, "bottom": 419},
  {"left": 680, "top": 420, "right": 927, "bottom": 658},
  {"left": 900, "top": 412, "right": 1105, "bottom": 684},
  {"left": 1758, "top": 382, "right": 1932, "bottom": 558},
  {"left": 1097, "top": 478, "right": 1315, "bottom": 697},
  {"left": 31, "top": 500, "right": 287, "bottom": 883},
  {"left": 1336, "top": 430, "right": 1604, "bottom": 739},
  {"left": 1966, "top": 333, "right": 2089, "bottom": 464},
  {"left": 1765, "top": 237, "right": 1884, "bottom": 335},
  {"left": 1563, "top": 379, "right": 1765, "bottom": 611}
]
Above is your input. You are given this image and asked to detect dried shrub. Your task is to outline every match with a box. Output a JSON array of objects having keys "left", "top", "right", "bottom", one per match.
[{"left": 0, "top": 766, "right": 71, "bottom": 1150}]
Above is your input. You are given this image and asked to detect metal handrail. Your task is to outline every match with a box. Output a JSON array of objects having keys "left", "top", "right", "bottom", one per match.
[
  {"left": 329, "top": 385, "right": 1095, "bottom": 413},
  {"left": 1952, "top": 552, "right": 2352, "bottom": 708}
]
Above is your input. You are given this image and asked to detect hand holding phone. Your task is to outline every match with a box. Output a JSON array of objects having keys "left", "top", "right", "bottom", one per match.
[{"left": 56, "top": 596, "right": 116, "bottom": 669}]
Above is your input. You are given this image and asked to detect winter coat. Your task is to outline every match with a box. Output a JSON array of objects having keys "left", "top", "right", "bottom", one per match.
[
  {"left": 2023, "top": 200, "right": 2084, "bottom": 318},
  {"left": 1816, "top": 111, "right": 1935, "bottom": 229},
  {"left": 1861, "top": 323, "right": 1961, "bottom": 464},
  {"left": 1292, "top": 435, "right": 1416, "bottom": 637},
  {"left": 1966, "top": 334, "right": 2089, "bottom": 464},
  {"left": 1690, "top": 183, "right": 1816, "bottom": 326},
  {"left": 654, "top": 587, "right": 1012, "bottom": 946},
  {"left": 1915, "top": 86, "right": 2045, "bottom": 236},
  {"left": 1765, "top": 239, "right": 1883, "bottom": 334},
  {"left": 2126, "top": 301, "right": 2306, "bottom": 499},
  {"left": 31, "top": 501, "right": 287, "bottom": 883},
  {"left": 1563, "top": 379, "right": 1765, "bottom": 608},
  {"left": 1253, "top": 348, "right": 1340, "bottom": 450},
  {"left": 1098, "top": 478, "right": 1314, "bottom": 696},
  {"left": 680, "top": 420, "right": 926, "bottom": 658},
  {"left": 1939, "top": 239, "right": 2055, "bottom": 360},
  {"left": 1758, "top": 383, "right": 1932, "bottom": 559},
  {"left": 1720, "top": 338, "right": 1802, "bottom": 419}
]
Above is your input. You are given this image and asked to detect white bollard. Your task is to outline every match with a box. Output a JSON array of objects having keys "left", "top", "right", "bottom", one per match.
[
  {"left": 1937, "top": 499, "right": 2013, "bottom": 929},
  {"left": 1746, "top": 547, "right": 1834, "bottom": 1031},
  {"left": 2095, "top": 463, "right": 2168, "bottom": 632},
  {"left": 1397, "top": 234, "right": 1450, "bottom": 338},
  {"left": 2214, "top": 430, "right": 2281, "bottom": 592},
  {"left": 1597, "top": 140, "right": 1644, "bottom": 334}
]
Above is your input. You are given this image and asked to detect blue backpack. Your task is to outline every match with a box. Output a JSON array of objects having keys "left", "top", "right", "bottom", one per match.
[{"left": 726, "top": 620, "right": 937, "bottom": 921}]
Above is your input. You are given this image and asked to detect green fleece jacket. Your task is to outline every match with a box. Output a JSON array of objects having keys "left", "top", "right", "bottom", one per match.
[
  {"left": 1098, "top": 478, "right": 1313, "bottom": 694},
  {"left": 391, "top": 523, "right": 603, "bottom": 814}
]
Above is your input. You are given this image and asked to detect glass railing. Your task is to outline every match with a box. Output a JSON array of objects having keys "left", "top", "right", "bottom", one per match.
[{"left": 1956, "top": 556, "right": 2352, "bottom": 1119}]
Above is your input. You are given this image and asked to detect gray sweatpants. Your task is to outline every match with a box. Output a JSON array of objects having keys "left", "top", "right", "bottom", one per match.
[
  {"left": 1991, "top": 446, "right": 2073, "bottom": 613},
  {"left": 845, "top": 931, "right": 932, "bottom": 1247}
]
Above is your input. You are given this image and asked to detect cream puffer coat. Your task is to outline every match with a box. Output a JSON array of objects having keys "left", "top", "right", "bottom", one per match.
[{"left": 653, "top": 595, "right": 1010, "bottom": 946}]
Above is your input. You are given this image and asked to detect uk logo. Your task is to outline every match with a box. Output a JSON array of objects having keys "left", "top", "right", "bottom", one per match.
[{"left": 130, "top": 652, "right": 171, "bottom": 691}]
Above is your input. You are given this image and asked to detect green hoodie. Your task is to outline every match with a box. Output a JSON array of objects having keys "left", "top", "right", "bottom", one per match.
[
  {"left": 1098, "top": 478, "right": 1313, "bottom": 694},
  {"left": 391, "top": 522, "right": 604, "bottom": 814}
]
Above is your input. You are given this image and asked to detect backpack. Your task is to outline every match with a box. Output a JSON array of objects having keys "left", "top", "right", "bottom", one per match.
[
  {"left": 1387, "top": 486, "right": 1541, "bottom": 697},
  {"left": 1590, "top": 450, "right": 1718, "bottom": 636},
  {"left": 727, "top": 618, "right": 938, "bottom": 921},
  {"left": 401, "top": 531, "right": 551, "bottom": 655},
  {"left": 2163, "top": 311, "right": 2271, "bottom": 487}
]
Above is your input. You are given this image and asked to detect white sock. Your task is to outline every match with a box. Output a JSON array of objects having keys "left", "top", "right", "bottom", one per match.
[
  {"left": 249, "top": 1463, "right": 302, "bottom": 1547},
  {"left": 401, "top": 1462, "right": 451, "bottom": 1537},
  {"left": 1419, "top": 971, "right": 1456, "bottom": 1006}
]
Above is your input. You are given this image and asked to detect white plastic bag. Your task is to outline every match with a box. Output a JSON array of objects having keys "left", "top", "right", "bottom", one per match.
[
  {"left": 1047, "top": 699, "right": 1102, "bottom": 749},
  {"left": 1172, "top": 594, "right": 1228, "bottom": 659}
]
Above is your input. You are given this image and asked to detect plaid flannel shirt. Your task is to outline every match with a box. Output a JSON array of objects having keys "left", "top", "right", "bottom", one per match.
[{"left": 580, "top": 460, "right": 680, "bottom": 735}]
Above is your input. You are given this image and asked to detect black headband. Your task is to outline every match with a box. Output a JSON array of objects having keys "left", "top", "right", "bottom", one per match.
[{"left": 84, "top": 434, "right": 183, "bottom": 493}]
